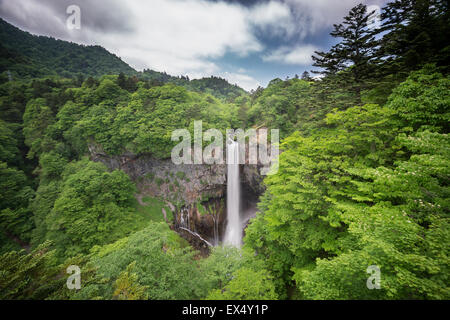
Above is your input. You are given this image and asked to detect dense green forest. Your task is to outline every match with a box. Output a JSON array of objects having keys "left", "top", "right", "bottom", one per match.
[{"left": 0, "top": 0, "right": 449, "bottom": 300}]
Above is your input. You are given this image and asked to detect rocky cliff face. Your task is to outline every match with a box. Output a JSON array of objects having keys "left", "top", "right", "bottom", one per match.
[{"left": 89, "top": 144, "right": 264, "bottom": 252}]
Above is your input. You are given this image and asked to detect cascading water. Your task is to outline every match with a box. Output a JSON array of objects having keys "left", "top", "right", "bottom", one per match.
[{"left": 224, "top": 138, "right": 241, "bottom": 247}]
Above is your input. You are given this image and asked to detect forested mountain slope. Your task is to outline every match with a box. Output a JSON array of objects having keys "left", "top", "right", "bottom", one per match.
[
  {"left": 0, "top": 18, "right": 135, "bottom": 79},
  {"left": 0, "top": 18, "right": 247, "bottom": 100}
]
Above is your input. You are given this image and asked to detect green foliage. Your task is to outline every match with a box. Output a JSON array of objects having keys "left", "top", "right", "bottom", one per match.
[
  {"left": 294, "top": 130, "right": 449, "bottom": 299},
  {"left": 0, "top": 241, "right": 61, "bottom": 299},
  {"left": 0, "top": 161, "right": 34, "bottom": 246},
  {"left": 38, "top": 152, "right": 68, "bottom": 182},
  {"left": 207, "top": 267, "right": 278, "bottom": 300},
  {"left": 248, "top": 78, "right": 310, "bottom": 136},
  {"left": 187, "top": 76, "right": 246, "bottom": 100},
  {"left": 247, "top": 76, "right": 359, "bottom": 138},
  {"left": 22, "top": 98, "right": 55, "bottom": 159},
  {"left": 43, "top": 158, "right": 146, "bottom": 259},
  {"left": 132, "top": 196, "right": 171, "bottom": 223},
  {"left": 112, "top": 262, "right": 149, "bottom": 300},
  {"left": 65, "top": 81, "right": 235, "bottom": 158},
  {"left": 0, "top": 119, "right": 20, "bottom": 165},
  {"left": 30, "top": 180, "right": 62, "bottom": 247},
  {"left": 386, "top": 66, "right": 450, "bottom": 132},
  {"left": 75, "top": 223, "right": 206, "bottom": 300},
  {"left": 200, "top": 246, "right": 243, "bottom": 292},
  {"left": 0, "top": 19, "right": 135, "bottom": 79},
  {"left": 140, "top": 72, "right": 247, "bottom": 100},
  {"left": 244, "top": 71, "right": 450, "bottom": 299}
]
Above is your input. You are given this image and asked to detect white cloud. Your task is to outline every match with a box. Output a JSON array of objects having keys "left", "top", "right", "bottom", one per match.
[
  {"left": 0, "top": 0, "right": 66, "bottom": 37},
  {"left": 0, "top": 0, "right": 389, "bottom": 89},
  {"left": 77, "top": 0, "right": 264, "bottom": 78},
  {"left": 249, "top": 1, "right": 296, "bottom": 38},
  {"left": 262, "top": 45, "right": 317, "bottom": 65},
  {"left": 284, "top": 0, "right": 388, "bottom": 38}
]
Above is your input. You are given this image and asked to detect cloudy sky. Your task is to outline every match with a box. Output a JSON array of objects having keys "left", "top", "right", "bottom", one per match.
[{"left": 0, "top": 0, "right": 387, "bottom": 90}]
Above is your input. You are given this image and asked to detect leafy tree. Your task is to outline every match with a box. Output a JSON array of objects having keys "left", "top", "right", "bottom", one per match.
[
  {"left": 0, "top": 119, "right": 20, "bottom": 165},
  {"left": 248, "top": 78, "right": 311, "bottom": 137},
  {"left": 0, "top": 241, "right": 61, "bottom": 299},
  {"left": 22, "top": 98, "right": 55, "bottom": 159},
  {"left": 386, "top": 66, "right": 450, "bottom": 132},
  {"left": 295, "top": 130, "right": 449, "bottom": 299},
  {"left": 113, "top": 262, "right": 148, "bottom": 300},
  {"left": 70, "top": 82, "right": 235, "bottom": 158},
  {"left": 0, "top": 81, "right": 28, "bottom": 123},
  {"left": 0, "top": 162, "right": 34, "bottom": 247},
  {"left": 199, "top": 246, "right": 243, "bottom": 292},
  {"left": 30, "top": 179, "right": 62, "bottom": 247},
  {"left": 94, "top": 78, "right": 128, "bottom": 103},
  {"left": 207, "top": 267, "right": 278, "bottom": 300},
  {"left": 244, "top": 68, "right": 449, "bottom": 299},
  {"left": 43, "top": 158, "right": 144, "bottom": 259},
  {"left": 75, "top": 223, "right": 207, "bottom": 300},
  {"left": 245, "top": 103, "right": 403, "bottom": 294}
]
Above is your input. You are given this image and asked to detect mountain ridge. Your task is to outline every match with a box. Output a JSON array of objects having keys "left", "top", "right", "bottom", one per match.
[{"left": 0, "top": 18, "right": 247, "bottom": 98}]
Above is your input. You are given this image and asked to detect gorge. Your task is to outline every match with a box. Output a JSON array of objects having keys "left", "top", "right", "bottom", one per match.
[{"left": 88, "top": 141, "right": 263, "bottom": 253}]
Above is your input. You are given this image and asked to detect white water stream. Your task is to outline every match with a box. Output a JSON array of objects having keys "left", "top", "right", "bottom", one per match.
[{"left": 224, "top": 139, "right": 241, "bottom": 247}]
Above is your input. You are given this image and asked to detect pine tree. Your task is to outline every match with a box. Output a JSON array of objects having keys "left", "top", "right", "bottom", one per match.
[
  {"left": 301, "top": 71, "right": 312, "bottom": 81},
  {"left": 377, "top": 0, "right": 450, "bottom": 74},
  {"left": 312, "top": 4, "right": 378, "bottom": 98},
  {"left": 117, "top": 72, "right": 126, "bottom": 89},
  {"left": 124, "top": 75, "right": 138, "bottom": 92}
]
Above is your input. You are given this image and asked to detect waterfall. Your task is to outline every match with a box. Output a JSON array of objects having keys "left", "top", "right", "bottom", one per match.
[{"left": 224, "top": 138, "right": 241, "bottom": 247}]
